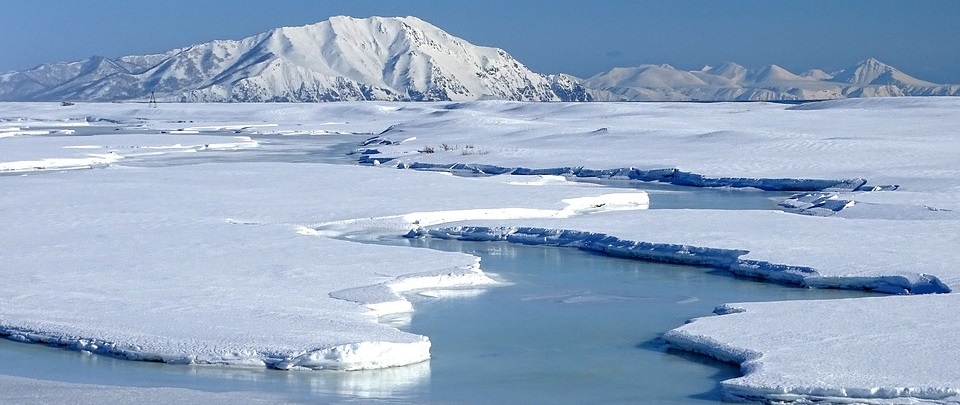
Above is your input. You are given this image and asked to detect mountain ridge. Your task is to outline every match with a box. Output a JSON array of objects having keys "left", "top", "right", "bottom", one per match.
[
  {"left": 0, "top": 16, "right": 956, "bottom": 102},
  {"left": 585, "top": 58, "right": 960, "bottom": 101},
  {"left": 0, "top": 16, "right": 588, "bottom": 102}
]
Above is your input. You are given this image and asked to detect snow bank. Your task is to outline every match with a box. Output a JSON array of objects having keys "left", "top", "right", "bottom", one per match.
[
  {"left": 664, "top": 295, "right": 960, "bottom": 403},
  {"left": 386, "top": 161, "right": 868, "bottom": 192},
  {"left": 409, "top": 224, "right": 949, "bottom": 294},
  {"left": 0, "top": 132, "right": 258, "bottom": 173},
  {"left": 359, "top": 98, "right": 960, "bottom": 192}
]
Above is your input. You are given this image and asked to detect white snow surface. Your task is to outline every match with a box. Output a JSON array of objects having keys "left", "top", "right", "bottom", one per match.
[
  {"left": 2, "top": 99, "right": 960, "bottom": 403},
  {"left": 0, "top": 16, "right": 587, "bottom": 102},
  {"left": 0, "top": 160, "right": 645, "bottom": 370},
  {"left": 585, "top": 58, "right": 960, "bottom": 101},
  {"left": 664, "top": 295, "right": 960, "bottom": 403}
]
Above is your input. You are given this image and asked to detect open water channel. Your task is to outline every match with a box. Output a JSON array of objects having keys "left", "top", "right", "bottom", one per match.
[{"left": 0, "top": 133, "right": 876, "bottom": 403}]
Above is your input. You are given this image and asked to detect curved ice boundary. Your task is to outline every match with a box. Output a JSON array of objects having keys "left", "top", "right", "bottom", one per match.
[
  {"left": 0, "top": 238, "right": 496, "bottom": 371},
  {"left": 0, "top": 263, "right": 495, "bottom": 371},
  {"left": 364, "top": 158, "right": 889, "bottom": 216},
  {"left": 407, "top": 226, "right": 950, "bottom": 294},
  {"left": 0, "top": 325, "right": 430, "bottom": 371},
  {"left": 663, "top": 296, "right": 960, "bottom": 404},
  {"left": 358, "top": 157, "right": 870, "bottom": 193}
]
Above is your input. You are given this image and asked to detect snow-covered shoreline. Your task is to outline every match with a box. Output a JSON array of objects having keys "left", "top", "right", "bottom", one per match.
[
  {"left": 3, "top": 99, "right": 960, "bottom": 403},
  {"left": 664, "top": 295, "right": 960, "bottom": 404},
  {"left": 408, "top": 225, "right": 950, "bottom": 294}
]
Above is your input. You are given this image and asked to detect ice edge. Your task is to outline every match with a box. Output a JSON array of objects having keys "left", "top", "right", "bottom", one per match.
[
  {"left": 373, "top": 159, "right": 883, "bottom": 216},
  {"left": 0, "top": 325, "right": 431, "bottom": 371},
  {"left": 0, "top": 261, "right": 498, "bottom": 371},
  {"left": 361, "top": 157, "right": 872, "bottom": 193},
  {"left": 407, "top": 226, "right": 950, "bottom": 294},
  {"left": 663, "top": 310, "right": 960, "bottom": 404}
]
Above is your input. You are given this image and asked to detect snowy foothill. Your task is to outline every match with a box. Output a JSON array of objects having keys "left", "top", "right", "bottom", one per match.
[{"left": 2, "top": 98, "right": 960, "bottom": 403}]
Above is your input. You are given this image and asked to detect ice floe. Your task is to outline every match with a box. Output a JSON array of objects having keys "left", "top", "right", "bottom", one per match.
[{"left": 664, "top": 294, "right": 960, "bottom": 403}]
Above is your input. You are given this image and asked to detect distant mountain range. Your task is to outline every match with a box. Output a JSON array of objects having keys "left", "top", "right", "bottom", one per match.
[
  {"left": 0, "top": 16, "right": 956, "bottom": 102},
  {"left": 583, "top": 59, "right": 960, "bottom": 101}
]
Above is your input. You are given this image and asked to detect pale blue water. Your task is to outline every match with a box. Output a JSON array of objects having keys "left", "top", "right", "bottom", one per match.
[
  {"left": 0, "top": 134, "right": 872, "bottom": 403},
  {"left": 0, "top": 238, "right": 873, "bottom": 404},
  {"left": 390, "top": 239, "right": 873, "bottom": 404}
]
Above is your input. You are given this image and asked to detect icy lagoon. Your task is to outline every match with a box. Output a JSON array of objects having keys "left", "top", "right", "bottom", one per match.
[
  {"left": 2, "top": 99, "right": 960, "bottom": 403},
  {"left": 0, "top": 239, "right": 871, "bottom": 404}
]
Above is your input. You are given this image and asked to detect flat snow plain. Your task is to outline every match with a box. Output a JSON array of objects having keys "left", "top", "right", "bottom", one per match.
[{"left": 2, "top": 98, "right": 959, "bottom": 403}]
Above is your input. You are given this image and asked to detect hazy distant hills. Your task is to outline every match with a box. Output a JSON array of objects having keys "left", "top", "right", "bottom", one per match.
[
  {"left": 584, "top": 58, "right": 960, "bottom": 101},
  {"left": 0, "top": 16, "right": 956, "bottom": 102}
]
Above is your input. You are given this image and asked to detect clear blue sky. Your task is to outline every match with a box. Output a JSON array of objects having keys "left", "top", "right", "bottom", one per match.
[{"left": 2, "top": 0, "right": 958, "bottom": 83}]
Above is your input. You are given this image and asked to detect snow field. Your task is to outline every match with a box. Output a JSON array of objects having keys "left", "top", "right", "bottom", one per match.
[
  {"left": 2, "top": 98, "right": 960, "bottom": 403},
  {"left": 354, "top": 98, "right": 960, "bottom": 402},
  {"left": 664, "top": 295, "right": 960, "bottom": 403},
  {"left": 0, "top": 125, "right": 651, "bottom": 371}
]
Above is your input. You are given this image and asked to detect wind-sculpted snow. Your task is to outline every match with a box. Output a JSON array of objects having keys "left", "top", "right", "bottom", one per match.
[{"left": 408, "top": 226, "right": 950, "bottom": 294}]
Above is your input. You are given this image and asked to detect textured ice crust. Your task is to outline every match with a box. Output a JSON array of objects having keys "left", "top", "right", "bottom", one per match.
[{"left": 409, "top": 226, "right": 950, "bottom": 294}]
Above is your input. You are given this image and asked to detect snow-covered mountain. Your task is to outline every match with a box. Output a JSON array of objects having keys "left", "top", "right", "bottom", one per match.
[
  {"left": 585, "top": 58, "right": 960, "bottom": 101},
  {"left": 2, "top": 16, "right": 957, "bottom": 103},
  {"left": 0, "top": 16, "right": 588, "bottom": 102}
]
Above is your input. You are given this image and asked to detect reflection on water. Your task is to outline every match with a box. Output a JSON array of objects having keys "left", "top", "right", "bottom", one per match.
[
  {"left": 0, "top": 336, "right": 429, "bottom": 403},
  {"left": 0, "top": 237, "right": 876, "bottom": 404},
  {"left": 394, "top": 238, "right": 873, "bottom": 404},
  {"left": 1, "top": 130, "right": 871, "bottom": 402}
]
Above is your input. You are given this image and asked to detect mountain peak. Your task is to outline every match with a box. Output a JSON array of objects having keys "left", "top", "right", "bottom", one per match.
[
  {"left": 707, "top": 62, "right": 748, "bottom": 81},
  {"left": 800, "top": 69, "right": 833, "bottom": 80},
  {"left": 833, "top": 58, "right": 895, "bottom": 85},
  {"left": 858, "top": 57, "right": 886, "bottom": 67},
  {"left": 750, "top": 64, "right": 802, "bottom": 83},
  {"left": 0, "top": 17, "right": 954, "bottom": 103},
  {"left": 584, "top": 58, "right": 957, "bottom": 101},
  {"left": 0, "top": 15, "right": 589, "bottom": 102},
  {"left": 833, "top": 58, "right": 936, "bottom": 87}
]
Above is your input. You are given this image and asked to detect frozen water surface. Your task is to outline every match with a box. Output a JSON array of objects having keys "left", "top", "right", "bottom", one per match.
[
  {"left": 392, "top": 239, "right": 876, "bottom": 404},
  {"left": 3, "top": 100, "right": 960, "bottom": 403},
  {"left": 0, "top": 239, "right": 873, "bottom": 404}
]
